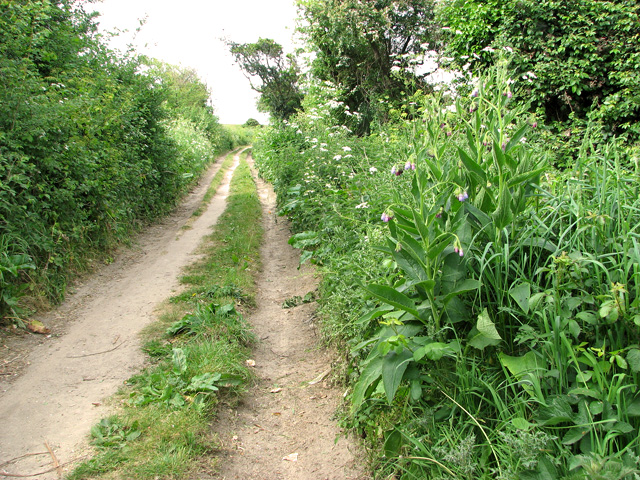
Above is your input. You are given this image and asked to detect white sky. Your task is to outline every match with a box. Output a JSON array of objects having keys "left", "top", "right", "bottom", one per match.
[{"left": 91, "top": 0, "right": 299, "bottom": 124}]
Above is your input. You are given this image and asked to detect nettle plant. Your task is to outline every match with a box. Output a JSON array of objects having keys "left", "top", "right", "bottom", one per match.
[{"left": 352, "top": 65, "right": 545, "bottom": 410}]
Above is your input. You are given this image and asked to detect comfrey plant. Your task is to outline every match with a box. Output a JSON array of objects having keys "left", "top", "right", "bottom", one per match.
[{"left": 350, "top": 65, "right": 547, "bottom": 470}]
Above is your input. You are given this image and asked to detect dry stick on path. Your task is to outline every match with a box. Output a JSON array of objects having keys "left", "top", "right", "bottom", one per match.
[
  {"left": 65, "top": 340, "right": 127, "bottom": 359},
  {"left": 43, "top": 443, "right": 61, "bottom": 479}
]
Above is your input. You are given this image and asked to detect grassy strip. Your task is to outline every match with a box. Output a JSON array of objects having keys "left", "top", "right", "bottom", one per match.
[
  {"left": 190, "top": 147, "right": 246, "bottom": 219},
  {"left": 68, "top": 152, "right": 262, "bottom": 480}
]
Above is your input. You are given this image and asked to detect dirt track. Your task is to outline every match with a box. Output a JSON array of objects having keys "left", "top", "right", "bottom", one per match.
[
  {"left": 0, "top": 151, "right": 365, "bottom": 479},
  {"left": 0, "top": 152, "right": 240, "bottom": 477}
]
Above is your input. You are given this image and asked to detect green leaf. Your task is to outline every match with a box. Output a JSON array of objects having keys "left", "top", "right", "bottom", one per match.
[
  {"left": 442, "top": 279, "right": 481, "bottom": 306},
  {"left": 492, "top": 186, "right": 514, "bottom": 230},
  {"left": 383, "top": 430, "right": 403, "bottom": 458},
  {"left": 468, "top": 309, "right": 502, "bottom": 350},
  {"left": 382, "top": 349, "right": 414, "bottom": 404},
  {"left": 562, "top": 426, "right": 587, "bottom": 445},
  {"left": 457, "top": 146, "right": 486, "bottom": 183},
  {"left": 499, "top": 351, "right": 541, "bottom": 379},
  {"left": 363, "top": 284, "right": 420, "bottom": 319},
  {"left": 512, "top": 417, "right": 533, "bottom": 430},
  {"left": 505, "top": 123, "right": 529, "bottom": 153},
  {"left": 288, "top": 231, "right": 319, "bottom": 249},
  {"left": 626, "top": 349, "right": 640, "bottom": 373},
  {"left": 414, "top": 341, "right": 458, "bottom": 362},
  {"left": 351, "top": 356, "right": 383, "bottom": 412},
  {"left": 172, "top": 348, "right": 187, "bottom": 375},
  {"left": 536, "top": 395, "right": 574, "bottom": 426},
  {"left": 509, "top": 283, "right": 531, "bottom": 313}
]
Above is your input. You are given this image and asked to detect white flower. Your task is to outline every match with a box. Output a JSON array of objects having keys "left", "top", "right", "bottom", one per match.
[
  {"left": 355, "top": 202, "right": 370, "bottom": 209},
  {"left": 369, "top": 166, "right": 378, "bottom": 174},
  {"left": 342, "top": 146, "right": 352, "bottom": 152},
  {"left": 333, "top": 154, "right": 342, "bottom": 161}
]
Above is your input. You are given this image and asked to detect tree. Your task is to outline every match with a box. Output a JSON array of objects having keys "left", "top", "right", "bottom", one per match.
[
  {"left": 227, "top": 38, "right": 303, "bottom": 121},
  {"left": 438, "top": 0, "right": 640, "bottom": 138},
  {"left": 243, "top": 118, "right": 261, "bottom": 127},
  {"left": 298, "top": 0, "right": 437, "bottom": 133}
]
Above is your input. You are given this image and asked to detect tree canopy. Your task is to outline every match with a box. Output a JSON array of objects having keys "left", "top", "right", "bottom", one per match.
[
  {"left": 227, "top": 38, "right": 303, "bottom": 121},
  {"left": 298, "top": 0, "right": 437, "bottom": 133},
  {"left": 438, "top": 0, "right": 640, "bottom": 138}
]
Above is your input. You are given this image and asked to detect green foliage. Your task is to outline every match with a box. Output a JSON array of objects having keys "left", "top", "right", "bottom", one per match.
[
  {"left": 0, "top": 0, "right": 233, "bottom": 322},
  {"left": 298, "top": 0, "right": 437, "bottom": 133},
  {"left": 437, "top": 0, "right": 640, "bottom": 141},
  {"left": 255, "top": 57, "right": 640, "bottom": 478},
  {"left": 243, "top": 118, "right": 261, "bottom": 127},
  {"left": 228, "top": 38, "right": 303, "bottom": 121}
]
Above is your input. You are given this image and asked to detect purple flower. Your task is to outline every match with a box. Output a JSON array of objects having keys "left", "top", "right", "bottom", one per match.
[
  {"left": 456, "top": 191, "right": 469, "bottom": 202},
  {"left": 391, "top": 165, "right": 397, "bottom": 175},
  {"left": 381, "top": 212, "right": 393, "bottom": 222},
  {"left": 395, "top": 168, "right": 404, "bottom": 176},
  {"left": 405, "top": 161, "right": 412, "bottom": 171},
  {"left": 471, "top": 89, "right": 479, "bottom": 98},
  {"left": 532, "top": 121, "right": 538, "bottom": 128}
]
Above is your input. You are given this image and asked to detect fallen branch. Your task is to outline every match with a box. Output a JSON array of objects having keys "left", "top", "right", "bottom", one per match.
[
  {"left": 43, "top": 442, "right": 61, "bottom": 478},
  {"left": 66, "top": 340, "right": 127, "bottom": 358},
  {"left": 0, "top": 453, "right": 48, "bottom": 469},
  {"left": 0, "top": 456, "right": 88, "bottom": 478}
]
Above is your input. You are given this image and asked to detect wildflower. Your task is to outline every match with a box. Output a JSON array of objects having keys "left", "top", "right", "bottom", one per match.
[
  {"left": 355, "top": 202, "right": 369, "bottom": 209},
  {"left": 391, "top": 165, "right": 397, "bottom": 175},
  {"left": 456, "top": 190, "right": 469, "bottom": 202},
  {"left": 333, "top": 154, "right": 342, "bottom": 161},
  {"left": 369, "top": 166, "right": 378, "bottom": 174},
  {"left": 342, "top": 146, "right": 352, "bottom": 152},
  {"left": 404, "top": 161, "right": 414, "bottom": 171},
  {"left": 532, "top": 121, "right": 538, "bottom": 128},
  {"left": 381, "top": 211, "right": 393, "bottom": 222},
  {"left": 471, "top": 89, "right": 479, "bottom": 98}
]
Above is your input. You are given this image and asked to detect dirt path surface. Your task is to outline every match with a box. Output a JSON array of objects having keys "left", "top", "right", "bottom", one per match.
[
  {"left": 208, "top": 168, "right": 367, "bottom": 480},
  {"left": 0, "top": 151, "right": 241, "bottom": 478},
  {"left": 1, "top": 151, "right": 366, "bottom": 480}
]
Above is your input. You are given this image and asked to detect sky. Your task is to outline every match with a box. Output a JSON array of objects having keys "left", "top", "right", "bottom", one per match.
[{"left": 92, "top": 0, "right": 299, "bottom": 125}]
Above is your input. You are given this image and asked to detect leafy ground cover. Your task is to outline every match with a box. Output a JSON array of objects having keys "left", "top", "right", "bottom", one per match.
[
  {"left": 253, "top": 57, "right": 640, "bottom": 479},
  {"left": 68, "top": 151, "right": 262, "bottom": 479}
]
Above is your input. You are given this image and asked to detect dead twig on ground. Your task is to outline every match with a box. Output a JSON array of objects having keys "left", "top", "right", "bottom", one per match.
[
  {"left": 66, "top": 340, "right": 127, "bottom": 358},
  {"left": 44, "top": 442, "right": 62, "bottom": 478}
]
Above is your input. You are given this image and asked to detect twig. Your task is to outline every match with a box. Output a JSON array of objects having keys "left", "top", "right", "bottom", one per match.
[
  {"left": 66, "top": 340, "right": 127, "bottom": 358},
  {"left": 43, "top": 442, "right": 61, "bottom": 478},
  {"left": 1, "top": 355, "right": 24, "bottom": 367},
  {"left": 0, "top": 453, "right": 48, "bottom": 469},
  {"left": 0, "top": 456, "right": 88, "bottom": 478}
]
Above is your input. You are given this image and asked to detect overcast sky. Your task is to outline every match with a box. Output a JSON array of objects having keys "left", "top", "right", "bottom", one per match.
[{"left": 92, "top": 0, "right": 299, "bottom": 124}]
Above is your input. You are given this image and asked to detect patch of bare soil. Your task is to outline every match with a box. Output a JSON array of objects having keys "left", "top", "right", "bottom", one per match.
[
  {"left": 206, "top": 168, "right": 368, "bottom": 480},
  {"left": 0, "top": 151, "right": 242, "bottom": 479}
]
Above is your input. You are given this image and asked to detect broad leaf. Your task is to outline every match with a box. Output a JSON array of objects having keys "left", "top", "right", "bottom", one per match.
[
  {"left": 351, "top": 356, "right": 384, "bottom": 412},
  {"left": 382, "top": 349, "right": 414, "bottom": 404},
  {"left": 468, "top": 316, "right": 501, "bottom": 350},
  {"left": 363, "top": 284, "right": 420, "bottom": 318},
  {"left": 509, "top": 283, "right": 531, "bottom": 313}
]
